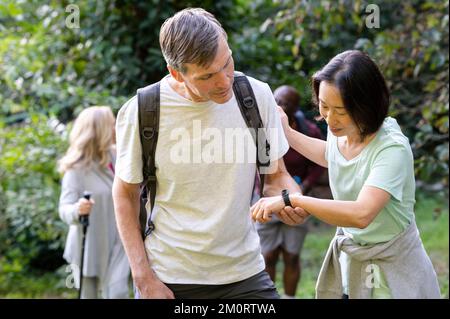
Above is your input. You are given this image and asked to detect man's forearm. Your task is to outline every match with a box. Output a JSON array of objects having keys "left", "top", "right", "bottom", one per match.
[
  {"left": 263, "top": 172, "right": 302, "bottom": 197},
  {"left": 112, "top": 179, "right": 154, "bottom": 281}
]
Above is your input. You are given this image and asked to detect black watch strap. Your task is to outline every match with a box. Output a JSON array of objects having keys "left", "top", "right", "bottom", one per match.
[{"left": 282, "top": 189, "right": 292, "bottom": 207}]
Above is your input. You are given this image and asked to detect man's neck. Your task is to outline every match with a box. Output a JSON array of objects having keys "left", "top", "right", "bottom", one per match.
[{"left": 167, "top": 76, "right": 207, "bottom": 102}]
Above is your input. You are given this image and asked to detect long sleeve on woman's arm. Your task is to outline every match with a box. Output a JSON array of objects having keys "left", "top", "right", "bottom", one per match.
[{"left": 59, "top": 169, "right": 83, "bottom": 225}]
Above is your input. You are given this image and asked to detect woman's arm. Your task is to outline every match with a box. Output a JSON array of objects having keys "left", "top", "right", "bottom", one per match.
[
  {"left": 278, "top": 107, "right": 328, "bottom": 168},
  {"left": 59, "top": 170, "right": 82, "bottom": 225},
  {"left": 59, "top": 169, "right": 94, "bottom": 225},
  {"left": 290, "top": 186, "right": 390, "bottom": 228},
  {"left": 251, "top": 185, "right": 390, "bottom": 228}
]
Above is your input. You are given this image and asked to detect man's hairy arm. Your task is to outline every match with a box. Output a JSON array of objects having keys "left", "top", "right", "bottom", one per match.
[
  {"left": 262, "top": 158, "right": 301, "bottom": 196},
  {"left": 112, "top": 177, "right": 174, "bottom": 298}
]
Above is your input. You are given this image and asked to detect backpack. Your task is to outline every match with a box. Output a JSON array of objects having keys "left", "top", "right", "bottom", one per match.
[{"left": 137, "top": 72, "right": 270, "bottom": 239}]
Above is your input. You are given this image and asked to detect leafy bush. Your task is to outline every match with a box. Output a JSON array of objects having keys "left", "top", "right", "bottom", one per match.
[
  {"left": 0, "top": 0, "right": 447, "bottom": 282},
  {"left": 362, "top": 1, "right": 449, "bottom": 187},
  {"left": 232, "top": 0, "right": 449, "bottom": 187},
  {"left": 0, "top": 114, "right": 67, "bottom": 271},
  {"left": 0, "top": 0, "right": 241, "bottom": 123},
  {"left": 0, "top": 0, "right": 243, "bottom": 275},
  {"left": 0, "top": 262, "right": 77, "bottom": 298}
]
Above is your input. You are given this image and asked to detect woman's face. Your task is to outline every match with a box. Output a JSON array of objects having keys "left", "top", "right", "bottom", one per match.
[{"left": 318, "top": 81, "right": 360, "bottom": 139}]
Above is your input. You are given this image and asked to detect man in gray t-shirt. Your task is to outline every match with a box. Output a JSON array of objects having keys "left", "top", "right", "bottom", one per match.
[{"left": 113, "top": 8, "right": 308, "bottom": 299}]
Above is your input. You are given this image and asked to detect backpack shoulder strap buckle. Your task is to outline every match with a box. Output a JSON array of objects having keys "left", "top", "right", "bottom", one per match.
[
  {"left": 142, "top": 127, "right": 155, "bottom": 139},
  {"left": 243, "top": 96, "right": 254, "bottom": 108}
]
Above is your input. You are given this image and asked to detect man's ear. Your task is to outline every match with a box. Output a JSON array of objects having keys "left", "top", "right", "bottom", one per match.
[{"left": 167, "top": 65, "right": 184, "bottom": 83}]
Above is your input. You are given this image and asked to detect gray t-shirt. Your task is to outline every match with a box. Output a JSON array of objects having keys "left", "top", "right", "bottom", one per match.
[{"left": 115, "top": 75, "right": 289, "bottom": 284}]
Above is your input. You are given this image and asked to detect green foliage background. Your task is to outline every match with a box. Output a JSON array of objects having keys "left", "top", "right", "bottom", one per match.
[{"left": 0, "top": 0, "right": 448, "bottom": 297}]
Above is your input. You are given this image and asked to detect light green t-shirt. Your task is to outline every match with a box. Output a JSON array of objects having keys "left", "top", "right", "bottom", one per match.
[{"left": 325, "top": 117, "right": 416, "bottom": 298}]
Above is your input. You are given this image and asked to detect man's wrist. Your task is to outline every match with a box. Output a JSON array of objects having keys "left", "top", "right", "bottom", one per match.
[{"left": 133, "top": 267, "right": 158, "bottom": 286}]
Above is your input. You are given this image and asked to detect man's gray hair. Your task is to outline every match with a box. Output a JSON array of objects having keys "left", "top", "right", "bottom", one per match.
[{"left": 159, "top": 8, "right": 228, "bottom": 73}]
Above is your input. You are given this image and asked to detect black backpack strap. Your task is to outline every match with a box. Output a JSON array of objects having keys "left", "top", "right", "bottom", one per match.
[
  {"left": 137, "top": 82, "right": 160, "bottom": 239},
  {"left": 233, "top": 72, "right": 271, "bottom": 197}
]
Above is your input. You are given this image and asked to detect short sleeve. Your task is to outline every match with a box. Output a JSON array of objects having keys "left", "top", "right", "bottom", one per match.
[
  {"left": 253, "top": 81, "right": 289, "bottom": 162},
  {"left": 364, "top": 144, "right": 409, "bottom": 201},
  {"left": 115, "top": 96, "right": 144, "bottom": 184},
  {"left": 325, "top": 127, "right": 332, "bottom": 164}
]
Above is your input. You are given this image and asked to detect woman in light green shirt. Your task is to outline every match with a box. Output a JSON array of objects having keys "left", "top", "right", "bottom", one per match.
[{"left": 251, "top": 50, "right": 440, "bottom": 298}]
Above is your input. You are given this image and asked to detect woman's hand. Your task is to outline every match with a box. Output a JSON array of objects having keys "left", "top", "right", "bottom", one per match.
[
  {"left": 277, "top": 206, "right": 310, "bottom": 226},
  {"left": 277, "top": 106, "right": 293, "bottom": 139},
  {"left": 251, "top": 195, "right": 285, "bottom": 223},
  {"left": 78, "top": 197, "right": 95, "bottom": 216}
]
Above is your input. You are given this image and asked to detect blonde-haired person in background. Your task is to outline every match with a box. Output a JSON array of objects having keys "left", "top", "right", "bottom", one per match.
[{"left": 58, "top": 106, "right": 130, "bottom": 299}]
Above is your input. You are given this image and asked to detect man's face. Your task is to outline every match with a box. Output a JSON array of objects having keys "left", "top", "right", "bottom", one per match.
[{"left": 178, "top": 37, "right": 235, "bottom": 104}]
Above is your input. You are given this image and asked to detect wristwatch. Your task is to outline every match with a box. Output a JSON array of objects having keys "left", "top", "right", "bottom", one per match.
[{"left": 281, "top": 189, "right": 292, "bottom": 207}]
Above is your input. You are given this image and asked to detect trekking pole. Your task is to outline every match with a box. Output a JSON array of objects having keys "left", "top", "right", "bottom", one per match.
[{"left": 78, "top": 191, "right": 92, "bottom": 299}]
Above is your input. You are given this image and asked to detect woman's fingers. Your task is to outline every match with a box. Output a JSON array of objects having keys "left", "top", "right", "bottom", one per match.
[
  {"left": 277, "top": 106, "right": 291, "bottom": 133},
  {"left": 253, "top": 196, "right": 309, "bottom": 225},
  {"left": 277, "top": 206, "right": 309, "bottom": 225},
  {"left": 293, "top": 207, "right": 309, "bottom": 219},
  {"left": 78, "top": 198, "right": 95, "bottom": 215},
  {"left": 78, "top": 198, "right": 94, "bottom": 216},
  {"left": 278, "top": 208, "right": 297, "bottom": 225},
  {"left": 289, "top": 210, "right": 304, "bottom": 224},
  {"left": 283, "top": 206, "right": 295, "bottom": 214},
  {"left": 277, "top": 105, "right": 286, "bottom": 116},
  {"left": 289, "top": 207, "right": 309, "bottom": 224}
]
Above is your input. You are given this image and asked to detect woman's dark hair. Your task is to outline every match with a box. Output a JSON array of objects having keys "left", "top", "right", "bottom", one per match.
[{"left": 312, "top": 50, "right": 390, "bottom": 140}]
